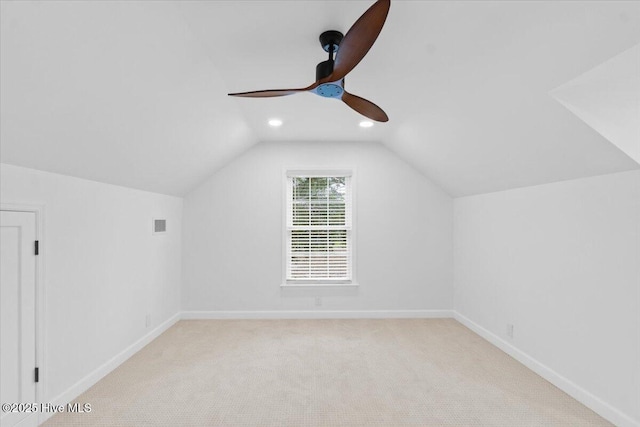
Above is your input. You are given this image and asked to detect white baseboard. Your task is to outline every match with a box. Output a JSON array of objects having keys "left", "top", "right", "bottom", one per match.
[
  {"left": 181, "top": 309, "right": 454, "bottom": 320},
  {"left": 14, "top": 411, "right": 38, "bottom": 426},
  {"left": 453, "top": 311, "right": 639, "bottom": 427},
  {"left": 41, "top": 312, "right": 181, "bottom": 424}
]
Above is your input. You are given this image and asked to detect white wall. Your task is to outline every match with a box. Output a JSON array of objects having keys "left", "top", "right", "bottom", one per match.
[
  {"left": 183, "top": 141, "right": 453, "bottom": 313},
  {"left": 454, "top": 170, "right": 640, "bottom": 425},
  {"left": 0, "top": 164, "right": 183, "bottom": 404}
]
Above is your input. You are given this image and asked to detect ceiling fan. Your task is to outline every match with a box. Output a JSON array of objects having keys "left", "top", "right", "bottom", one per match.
[{"left": 228, "top": 0, "right": 390, "bottom": 122}]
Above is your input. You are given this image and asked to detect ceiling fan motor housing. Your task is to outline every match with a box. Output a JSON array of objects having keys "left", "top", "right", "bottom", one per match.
[
  {"left": 316, "top": 59, "right": 334, "bottom": 82},
  {"left": 315, "top": 60, "right": 344, "bottom": 98},
  {"left": 316, "top": 81, "right": 344, "bottom": 98},
  {"left": 315, "top": 30, "right": 345, "bottom": 98}
]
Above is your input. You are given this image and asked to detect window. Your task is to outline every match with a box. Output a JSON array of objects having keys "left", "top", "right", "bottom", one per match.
[{"left": 285, "top": 170, "right": 353, "bottom": 285}]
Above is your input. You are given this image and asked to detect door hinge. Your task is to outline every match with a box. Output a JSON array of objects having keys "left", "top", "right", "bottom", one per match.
[
  {"left": 35, "top": 367, "right": 39, "bottom": 383},
  {"left": 34, "top": 240, "right": 39, "bottom": 255}
]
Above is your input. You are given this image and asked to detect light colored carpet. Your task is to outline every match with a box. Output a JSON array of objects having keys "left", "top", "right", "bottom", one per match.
[{"left": 43, "top": 319, "right": 611, "bottom": 426}]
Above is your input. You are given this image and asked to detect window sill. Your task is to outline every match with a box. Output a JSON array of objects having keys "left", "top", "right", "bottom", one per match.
[{"left": 281, "top": 282, "right": 359, "bottom": 288}]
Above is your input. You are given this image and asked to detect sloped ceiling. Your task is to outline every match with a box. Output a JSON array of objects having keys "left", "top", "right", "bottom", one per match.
[
  {"left": 1, "top": 1, "right": 639, "bottom": 197},
  {"left": 0, "top": 1, "right": 255, "bottom": 195},
  {"left": 551, "top": 44, "right": 640, "bottom": 165}
]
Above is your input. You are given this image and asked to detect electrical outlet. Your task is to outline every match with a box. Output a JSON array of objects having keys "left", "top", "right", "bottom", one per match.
[
  {"left": 315, "top": 297, "right": 322, "bottom": 307},
  {"left": 145, "top": 314, "right": 151, "bottom": 328},
  {"left": 506, "top": 324, "right": 514, "bottom": 339}
]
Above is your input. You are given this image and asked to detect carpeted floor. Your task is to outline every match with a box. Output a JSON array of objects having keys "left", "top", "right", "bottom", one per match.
[{"left": 43, "top": 319, "right": 611, "bottom": 426}]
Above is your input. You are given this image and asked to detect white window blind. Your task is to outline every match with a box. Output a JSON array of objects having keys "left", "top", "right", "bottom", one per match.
[{"left": 286, "top": 173, "right": 352, "bottom": 283}]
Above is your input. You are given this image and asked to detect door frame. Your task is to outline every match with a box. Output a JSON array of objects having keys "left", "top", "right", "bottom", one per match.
[{"left": 1, "top": 202, "right": 46, "bottom": 423}]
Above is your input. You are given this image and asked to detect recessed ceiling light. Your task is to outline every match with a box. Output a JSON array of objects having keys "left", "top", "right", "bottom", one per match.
[
  {"left": 359, "top": 120, "right": 374, "bottom": 128},
  {"left": 268, "top": 118, "right": 283, "bottom": 127}
]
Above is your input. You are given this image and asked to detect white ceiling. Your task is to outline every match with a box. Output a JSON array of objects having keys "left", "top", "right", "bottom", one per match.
[
  {"left": 1, "top": 1, "right": 639, "bottom": 197},
  {"left": 551, "top": 44, "right": 640, "bottom": 165}
]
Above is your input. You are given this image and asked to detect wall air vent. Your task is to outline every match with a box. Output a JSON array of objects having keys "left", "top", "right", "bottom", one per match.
[{"left": 153, "top": 219, "right": 167, "bottom": 234}]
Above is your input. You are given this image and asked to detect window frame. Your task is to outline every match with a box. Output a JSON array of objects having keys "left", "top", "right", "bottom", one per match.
[{"left": 281, "top": 168, "right": 357, "bottom": 287}]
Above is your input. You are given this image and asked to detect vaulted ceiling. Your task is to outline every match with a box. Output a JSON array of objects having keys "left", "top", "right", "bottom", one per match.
[
  {"left": 1, "top": 1, "right": 638, "bottom": 196},
  {"left": 551, "top": 44, "right": 640, "bottom": 165}
]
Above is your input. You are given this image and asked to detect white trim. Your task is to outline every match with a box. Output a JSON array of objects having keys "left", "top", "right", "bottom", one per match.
[
  {"left": 280, "top": 282, "right": 360, "bottom": 288},
  {"left": 286, "top": 169, "right": 353, "bottom": 178},
  {"left": 41, "top": 312, "right": 181, "bottom": 424},
  {"left": 453, "top": 311, "right": 639, "bottom": 427},
  {"left": 14, "top": 411, "right": 38, "bottom": 427},
  {"left": 181, "top": 310, "right": 454, "bottom": 320},
  {"left": 1, "top": 202, "right": 46, "bottom": 424}
]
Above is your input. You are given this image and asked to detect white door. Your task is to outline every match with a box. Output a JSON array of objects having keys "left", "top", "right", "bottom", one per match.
[{"left": 1, "top": 211, "right": 37, "bottom": 427}]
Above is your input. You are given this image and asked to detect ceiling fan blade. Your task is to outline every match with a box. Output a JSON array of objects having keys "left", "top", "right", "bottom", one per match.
[
  {"left": 324, "top": 0, "right": 390, "bottom": 83},
  {"left": 228, "top": 81, "right": 320, "bottom": 98},
  {"left": 228, "top": 88, "right": 306, "bottom": 98},
  {"left": 342, "top": 91, "right": 389, "bottom": 122}
]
